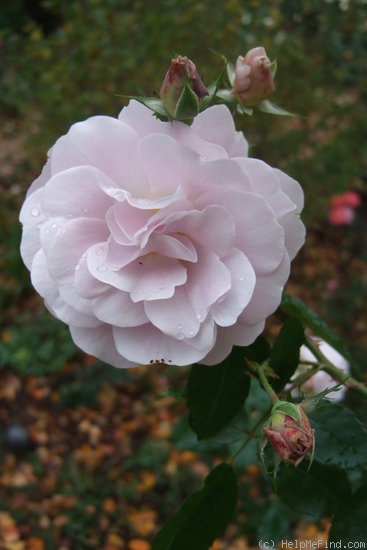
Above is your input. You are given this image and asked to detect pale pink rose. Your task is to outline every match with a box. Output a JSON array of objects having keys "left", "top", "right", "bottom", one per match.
[
  {"left": 19, "top": 100, "right": 305, "bottom": 368},
  {"left": 292, "top": 340, "right": 350, "bottom": 402}
]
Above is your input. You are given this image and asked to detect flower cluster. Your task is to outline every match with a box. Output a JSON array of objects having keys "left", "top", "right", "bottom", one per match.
[{"left": 19, "top": 98, "right": 305, "bottom": 368}]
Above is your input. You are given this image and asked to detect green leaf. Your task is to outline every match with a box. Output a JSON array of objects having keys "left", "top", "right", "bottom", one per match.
[
  {"left": 310, "top": 405, "right": 367, "bottom": 469},
  {"left": 127, "top": 96, "right": 169, "bottom": 118},
  {"left": 329, "top": 484, "right": 367, "bottom": 543},
  {"left": 226, "top": 60, "right": 236, "bottom": 86},
  {"left": 215, "top": 88, "right": 234, "bottom": 103},
  {"left": 257, "top": 498, "right": 291, "bottom": 545},
  {"left": 152, "top": 463, "right": 237, "bottom": 550},
  {"left": 269, "top": 317, "right": 304, "bottom": 392},
  {"left": 276, "top": 461, "right": 351, "bottom": 519},
  {"left": 280, "top": 293, "right": 350, "bottom": 360},
  {"left": 243, "top": 335, "right": 271, "bottom": 363},
  {"left": 256, "top": 99, "right": 295, "bottom": 116},
  {"left": 187, "top": 346, "right": 251, "bottom": 440}
]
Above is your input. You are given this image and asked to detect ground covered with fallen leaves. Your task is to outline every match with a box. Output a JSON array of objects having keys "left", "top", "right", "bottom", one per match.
[{"left": 0, "top": 357, "right": 333, "bottom": 550}]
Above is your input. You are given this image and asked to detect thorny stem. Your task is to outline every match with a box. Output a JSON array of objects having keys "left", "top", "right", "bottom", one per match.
[
  {"left": 305, "top": 335, "right": 367, "bottom": 400},
  {"left": 286, "top": 361, "right": 322, "bottom": 392}
]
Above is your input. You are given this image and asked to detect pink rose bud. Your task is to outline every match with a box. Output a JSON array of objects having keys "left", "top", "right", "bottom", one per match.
[
  {"left": 159, "top": 55, "right": 208, "bottom": 120},
  {"left": 263, "top": 402, "right": 314, "bottom": 466},
  {"left": 232, "top": 47, "right": 276, "bottom": 106}
]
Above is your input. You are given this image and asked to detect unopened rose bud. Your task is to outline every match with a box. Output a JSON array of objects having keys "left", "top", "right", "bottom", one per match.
[
  {"left": 232, "top": 47, "right": 275, "bottom": 106},
  {"left": 159, "top": 55, "right": 208, "bottom": 121},
  {"left": 263, "top": 402, "right": 314, "bottom": 466}
]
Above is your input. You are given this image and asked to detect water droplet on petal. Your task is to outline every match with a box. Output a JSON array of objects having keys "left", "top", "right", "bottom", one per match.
[
  {"left": 51, "top": 223, "right": 57, "bottom": 229},
  {"left": 218, "top": 295, "right": 226, "bottom": 303},
  {"left": 188, "top": 329, "right": 195, "bottom": 336},
  {"left": 177, "top": 324, "right": 183, "bottom": 330},
  {"left": 196, "top": 313, "right": 203, "bottom": 321},
  {"left": 176, "top": 332, "right": 185, "bottom": 340},
  {"left": 97, "top": 263, "right": 107, "bottom": 273},
  {"left": 31, "top": 207, "right": 40, "bottom": 217},
  {"left": 95, "top": 246, "right": 105, "bottom": 256},
  {"left": 239, "top": 275, "right": 246, "bottom": 281}
]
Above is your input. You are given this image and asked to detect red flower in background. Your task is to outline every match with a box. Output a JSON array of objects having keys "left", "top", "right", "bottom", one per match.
[{"left": 328, "top": 191, "right": 361, "bottom": 226}]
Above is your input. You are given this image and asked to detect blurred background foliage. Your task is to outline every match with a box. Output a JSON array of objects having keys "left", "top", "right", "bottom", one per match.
[
  {"left": 0, "top": 1, "right": 367, "bottom": 546},
  {"left": 1, "top": 0, "right": 367, "bottom": 220}
]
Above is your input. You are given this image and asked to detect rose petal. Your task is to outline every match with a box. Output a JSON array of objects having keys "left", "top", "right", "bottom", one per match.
[
  {"left": 192, "top": 104, "right": 249, "bottom": 157},
  {"left": 42, "top": 166, "right": 113, "bottom": 219},
  {"left": 144, "top": 286, "right": 200, "bottom": 339},
  {"left": 92, "top": 288, "right": 148, "bottom": 327},
  {"left": 70, "top": 325, "right": 136, "bottom": 368},
  {"left": 113, "top": 320, "right": 216, "bottom": 366},
  {"left": 51, "top": 116, "right": 148, "bottom": 196},
  {"left": 211, "top": 248, "right": 256, "bottom": 326},
  {"left": 44, "top": 218, "right": 109, "bottom": 282},
  {"left": 185, "top": 250, "right": 231, "bottom": 321}
]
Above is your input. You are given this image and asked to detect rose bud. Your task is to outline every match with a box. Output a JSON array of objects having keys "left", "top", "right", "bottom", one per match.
[
  {"left": 159, "top": 55, "right": 208, "bottom": 120},
  {"left": 263, "top": 402, "right": 314, "bottom": 466},
  {"left": 232, "top": 46, "right": 275, "bottom": 106}
]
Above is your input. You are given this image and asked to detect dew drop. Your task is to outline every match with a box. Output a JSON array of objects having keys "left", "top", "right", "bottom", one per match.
[
  {"left": 31, "top": 207, "right": 40, "bottom": 217},
  {"left": 188, "top": 329, "right": 195, "bottom": 336},
  {"left": 177, "top": 324, "right": 183, "bottom": 330},
  {"left": 196, "top": 313, "right": 203, "bottom": 321},
  {"left": 201, "top": 155, "right": 208, "bottom": 160},
  {"left": 239, "top": 275, "right": 246, "bottom": 281},
  {"left": 75, "top": 263, "right": 81, "bottom": 271},
  {"left": 97, "top": 263, "right": 107, "bottom": 273},
  {"left": 176, "top": 332, "right": 185, "bottom": 340},
  {"left": 95, "top": 246, "right": 105, "bottom": 256},
  {"left": 51, "top": 223, "right": 57, "bottom": 229},
  {"left": 218, "top": 295, "right": 226, "bottom": 303}
]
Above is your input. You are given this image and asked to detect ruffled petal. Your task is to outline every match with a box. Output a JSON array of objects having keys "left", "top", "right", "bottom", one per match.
[
  {"left": 211, "top": 249, "right": 256, "bottom": 327},
  {"left": 113, "top": 320, "right": 216, "bottom": 366},
  {"left": 70, "top": 325, "right": 136, "bottom": 368},
  {"left": 42, "top": 166, "right": 113, "bottom": 219},
  {"left": 144, "top": 286, "right": 200, "bottom": 339},
  {"left": 92, "top": 288, "right": 148, "bottom": 327},
  {"left": 192, "top": 104, "right": 249, "bottom": 157}
]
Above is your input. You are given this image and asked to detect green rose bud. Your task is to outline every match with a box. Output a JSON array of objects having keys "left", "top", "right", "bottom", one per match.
[{"left": 159, "top": 55, "right": 208, "bottom": 121}]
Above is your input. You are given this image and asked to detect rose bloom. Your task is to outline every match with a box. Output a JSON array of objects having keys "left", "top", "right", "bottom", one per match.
[{"left": 20, "top": 100, "right": 305, "bottom": 368}]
